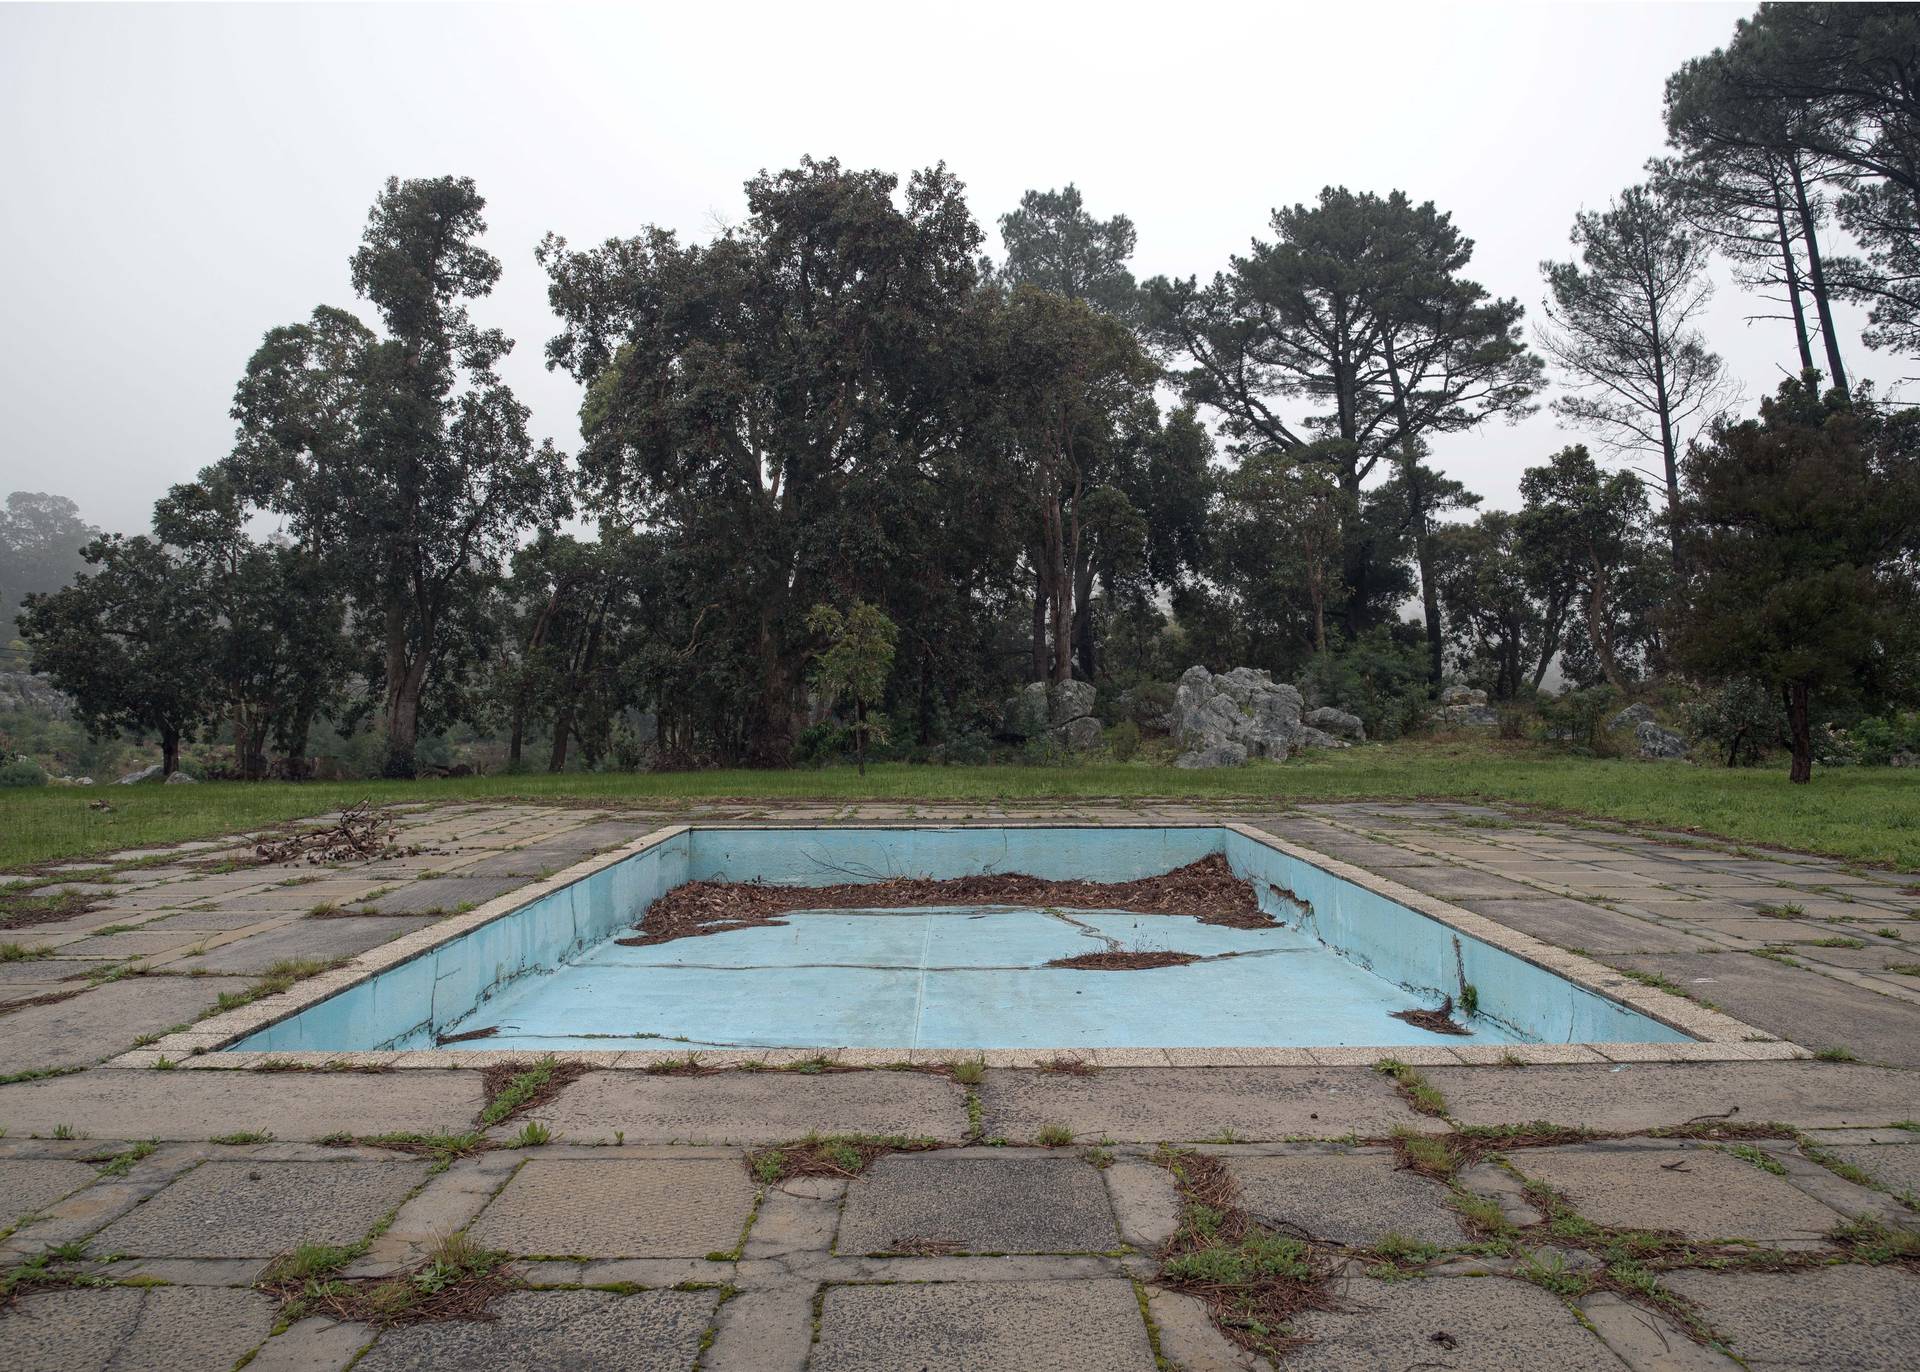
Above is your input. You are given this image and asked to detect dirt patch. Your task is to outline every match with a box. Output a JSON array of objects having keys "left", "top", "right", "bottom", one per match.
[
  {"left": 1045, "top": 949, "right": 1203, "bottom": 971},
  {"left": 1390, "top": 996, "right": 1471, "bottom": 1035},
  {"left": 616, "top": 853, "right": 1270, "bottom": 947}
]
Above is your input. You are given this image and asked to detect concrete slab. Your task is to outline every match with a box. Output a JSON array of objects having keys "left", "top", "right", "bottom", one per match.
[
  {"left": 1230, "top": 1149, "right": 1464, "bottom": 1247},
  {"left": 813, "top": 1278, "right": 1154, "bottom": 1372},
  {"left": 1453, "top": 897, "right": 1716, "bottom": 954},
  {"left": 835, "top": 1152, "right": 1118, "bottom": 1254},
  {"left": 526, "top": 1070, "right": 968, "bottom": 1145},
  {"left": 352, "top": 1289, "right": 717, "bottom": 1371},
  {"left": 1509, "top": 1143, "right": 1845, "bottom": 1242},
  {"left": 0, "top": 1285, "right": 277, "bottom": 1372},
  {"left": 0, "top": 977, "right": 231, "bottom": 1071},
  {"left": 0, "top": 1158, "right": 100, "bottom": 1226},
  {"left": 0, "top": 958, "right": 113, "bottom": 985},
  {"left": 1664, "top": 1266, "right": 1920, "bottom": 1371},
  {"left": 468, "top": 1158, "right": 757, "bottom": 1258},
  {"left": 0, "top": 1070, "right": 486, "bottom": 1140},
  {"left": 359, "top": 876, "right": 531, "bottom": 915},
  {"left": 1425, "top": 1063, "right": 1920, "bottom": 1132},
  {"left": 1606, "top": 952, "right": 1920, "bottom": 1066},
  {"left": 93, "top": 1158, "right": 428, "bottom": 1256},
  {"left": 980, "top": 1067, "right": 1436, "bottom": 1142},
  {"left": 1816, "top": 1142, "right": 1920, "bottom": 1199},
  {"left": 1285, "top": 1273, "right": 1629, "bottom": 1370},
  {"left": 176, "top": 917, "right": 434, "bottom": 973}
]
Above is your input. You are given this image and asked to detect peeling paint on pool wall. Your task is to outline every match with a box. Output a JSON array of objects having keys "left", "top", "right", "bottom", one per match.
[{"left": 224, "top": 826, "right": 1693, "bottom": 1055}]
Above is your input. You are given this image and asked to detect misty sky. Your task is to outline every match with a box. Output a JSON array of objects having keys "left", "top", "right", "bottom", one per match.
[{"left": 0, "top": 1, "right": 1895, "bottom": 538}]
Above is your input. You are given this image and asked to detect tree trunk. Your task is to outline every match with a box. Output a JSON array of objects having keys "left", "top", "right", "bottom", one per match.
[
  {"left": 1786, "top": 681, "right": 1813, "bottom": 784},
  {"left": 750, "top": 608, "right": 794, "bottom": 766},
  {"left": 1072, "top": 556, "right": 1097, "bottom": 682},
  {"left": 161, "top": 726, "right": 180, "bottom": 779},
  {"left": 282, "top": 708, "right": 313, "bottom": 782},
  {"left": 1770, "top": 183, "right": 1816, "bottom": 374},
  {"left": 1790, "top": 161, "right": 1849, "bottom": 395},
  {"left": 855, "top": 700, "right": 867, "bottom": 777},
  {"left": 381, "top": 601, "right": 426, "bottom": 779},
  {"left": 1586, "top": 562, "right": 1629, "bottom": 693},
  {"left": 1417, "top": 525, "right": 1442, "bottom": 684},
  {"left": 1029, "top": 566, "right": 1049, "bottom": 683}
]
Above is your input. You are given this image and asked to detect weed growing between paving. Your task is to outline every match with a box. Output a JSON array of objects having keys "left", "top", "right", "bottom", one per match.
[
  {"left": 744, "top": 1133, "right": 940, "bottom": 1184},
  {"left": 1152, "top": 1146, "right": 1337, "bottom": 1358},
  {"left": 259, "top": 1231, "right": 512, "bottom": 1327},
  {"left": 327, "top": 1131, "right": 492, "bottom": 1172},
  {"left": 1373, "top": 1059, "right": 1448, "bottom": 1116},
  {"left": 477, "top": 1057, "right": 586, "bottom": 1128}
]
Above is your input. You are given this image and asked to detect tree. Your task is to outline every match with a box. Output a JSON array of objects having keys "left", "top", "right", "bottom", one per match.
[
  {"left": 1144, "top": 188, "right": 1539, "bottom": 641},
  {"left": 1538, "top": 184, "right": 1738, "bottom": 568},
  {"left": 543, "top": 158, "right": 984, "bottom": 764},
  {"left": 1664, "top": 4, "right": 1920, "bottom": 364},
  {"left": 1674, "top": 374, "right": 1920, "bottom": 783},
  {"left": 807, "top": 601, "right": 898, "bottom": 775},
  {"left": 1433, "top": 511, "right": 1568, "bottom": 700},
  {"left": 993, "top": 184, "right": 1140, "bottom": 318},
  {"left": 1, "top": 492, "right": 99, "bottom": 663},
  {"left": 18, "top": 535, "right": 213, "bottom": 775},
  {"left": 228, "top": 176, "right": 568, "bottom": 778},
  {"left": 151, "top": 472, "right": 353, "bottom": 779},
  {"left": 1516, "top": 446, "right": 1657, "bottom": 694}
]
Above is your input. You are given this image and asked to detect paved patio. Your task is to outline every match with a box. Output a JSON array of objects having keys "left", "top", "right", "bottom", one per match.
[{"left": 2, "top": 799, "right": 1917, "bottom": 1369}]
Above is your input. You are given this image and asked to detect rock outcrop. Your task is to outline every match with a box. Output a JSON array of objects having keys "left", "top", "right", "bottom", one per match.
[
  {"left": 1429, "top": 685, "right": 1497, "bottom": 729},
  {"left": 1304, "top": 705, "right": 1366, "bottom": 742},
  {"left": 1004, "top": 681, "right": 1104, "bottom": 752},
  {"left": 1168, "top": 666, "right": 1349, "bottom": 768},
  {"left": 1632, "top": 720, "right": 1689, "bottom": 760}
]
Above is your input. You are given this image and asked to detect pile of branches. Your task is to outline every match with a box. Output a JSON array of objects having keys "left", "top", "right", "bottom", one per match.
[
  {"left": 617, "top": 853, "right": 1272, "bottom": 947},
  {"left": 254, "top": 801, "right": 419, "bottom": 866}
]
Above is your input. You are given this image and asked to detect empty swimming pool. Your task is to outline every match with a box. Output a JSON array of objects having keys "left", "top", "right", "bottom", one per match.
[{"left": 219, "top": 825, "right": 1699, "bottom": 1056}]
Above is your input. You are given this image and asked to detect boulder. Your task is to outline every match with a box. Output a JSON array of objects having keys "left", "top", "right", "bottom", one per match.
[
  {"left": 1304, "top": 705, "right": 1366, "bottom": 742},
  {"left": 1634, "top": 720, "right": 1689, "bottom": 760},
  {"left": 1429, "top": 702, "right": 1498, "bottom": 729},
  {"left": 164, "top": 770, "right": 198, "bottom": 784},
  {"left": 1439, "top": 684, "right": 1488, "bottom": 707},
  {"left": 1891, "top": 751, "right": 1917, "bottom": 769},
  {"left": 1003, "top": 682, "right": 1053, "bottom": 739},
  {"left": 1610, "top": 703, "right": 1656, "bottom": 731},
  {"left": 1168, "top": 665, "right": 1325, "bottom": 767},
  {"left": 1058, "top": 716, "right": 1104, "bottom": 752},
  {"left": 1174, "top": 742, "right": 1248, "bottom": 769},
  {"left": 1048, "top": 679, "right": 1097, "bottom": 728},
  {"left": 116, "top": 764, "right": 163, "bottom": 785}
]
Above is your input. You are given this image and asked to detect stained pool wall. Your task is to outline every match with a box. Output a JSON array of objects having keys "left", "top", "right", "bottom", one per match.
[{"left": 227, "top": 825, "right": 1687, "bottom": 1052}]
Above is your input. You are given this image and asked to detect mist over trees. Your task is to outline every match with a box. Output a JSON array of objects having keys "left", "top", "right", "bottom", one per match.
[{"left": 10, "top": 4, "right": 1920, "bottom": 785}]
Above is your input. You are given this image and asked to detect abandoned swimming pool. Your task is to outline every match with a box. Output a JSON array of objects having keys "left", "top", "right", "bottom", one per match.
[{"left": 216, "top": 825, "right": 1704, "bottom": 1056}]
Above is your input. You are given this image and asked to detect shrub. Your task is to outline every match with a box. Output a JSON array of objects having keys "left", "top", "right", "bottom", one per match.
[
  {"left": 0, "top": 757, "right": 47, "bottom": 788},
  {"left": 1301, "top": 626, "right": 1430, "bottom": 740},
  {"left": 1844, "top": 712, "right": 1920, "bottom": 766},
  {"left": 1683, "top": 678, "right": 1784, "bottom": 767},
  {"left": 1539, "top": 686, "right": 1621, "bottom": 756},
  {"left": 1108, "top": 719, "right": 1142, "bottom": 761}
]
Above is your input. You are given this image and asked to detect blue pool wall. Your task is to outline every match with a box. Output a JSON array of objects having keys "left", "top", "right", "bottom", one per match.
[{"left": 226, "top": 825, "right": 1688, "bottom": 1052}]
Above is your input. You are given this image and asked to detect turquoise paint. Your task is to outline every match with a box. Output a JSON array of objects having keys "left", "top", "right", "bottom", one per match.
[{"left": 225, "top": 827, "right": 1689, "bottom": 1053}]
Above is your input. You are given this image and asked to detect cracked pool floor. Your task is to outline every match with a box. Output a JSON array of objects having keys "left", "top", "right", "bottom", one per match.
[{"left": 437, "top": 905, "right": 1533, "bottom": 1052}]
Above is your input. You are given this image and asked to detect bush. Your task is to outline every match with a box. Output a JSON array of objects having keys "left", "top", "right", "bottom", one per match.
[
  {"left": 1539, "top": 686, "right": 1622, "bottom": 756},
  {"left": 1108, "top": 719, "right": 1142, "bottom": 761},
  {"left": 1843, "top": 711, "right": 1920, "bottom": 766},
  {"left": 0, "top": 756, "right": 47, "bottom": 787},
  {"left": 1683, "top": 678, "right": 1784, "bottom": 768},
  {"left": 1301, "top": 627, "right": 1430, "bottom": 740},
  {"left": 936, "top": 729, "right": 991, "bottom": 766}
]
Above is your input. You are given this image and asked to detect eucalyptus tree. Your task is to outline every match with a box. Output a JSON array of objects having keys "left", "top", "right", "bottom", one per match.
[
  {"left": 228, "top": 176, "right": 568, "bottom": 777},
  {"left": 1538, "top": 184, "right": 1737, "bottom": 568},
  {"left": 541, "top": 158, "right": 984, "bottom": 764}
]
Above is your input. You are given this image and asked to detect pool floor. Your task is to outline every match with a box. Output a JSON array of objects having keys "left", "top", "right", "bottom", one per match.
[{"left": 437, "top": 904, "right": 1529, "bottom": 1052}]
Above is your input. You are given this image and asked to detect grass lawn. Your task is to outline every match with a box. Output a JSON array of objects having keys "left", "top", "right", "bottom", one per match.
[{"left": 1, "top": 739, "right": 1916, "bottom": 872}]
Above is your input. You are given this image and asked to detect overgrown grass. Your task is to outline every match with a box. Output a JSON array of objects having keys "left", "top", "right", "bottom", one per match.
[{"left": 3, "top": 740, "right": 1917, "bottom": 870}]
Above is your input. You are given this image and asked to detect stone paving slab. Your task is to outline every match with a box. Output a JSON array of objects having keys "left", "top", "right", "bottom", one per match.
[
  {"left": 468, "top": 1157, "right": 758, "bottom": 1258},
  {"left": 0, "top": 1285, "right": 277, "bottom": 1372},
  {"left": 1507, "top": 1142, "right": 1847, "bottom": 1242},
  {"left": 1426, "top": 1063, "right": 1920, "bottom": 1131},
  {"left": 352, "top": 1289, "right": 718, "bottom": 1371},
  {"left": 0, "top": 1070, "right": 486, "bottom": 1140},
  {"left": 1286, "top": 1273, "right": 1629, "bottom": 1370},
  {"left": 93, "top": 1158, "right": 428, "bottom": 1256},
  {"left": 813, "top": 1278, "right": 1154, "bottom": 1372},
  {"left": 1453, "top": 896, "right": 1719, "bottom": 954},
  {"left": 980, "top": 1067, "right": 1438, "bottom": 1142},
  {"left": 359, "top": 875, "right": 532, "bottom": 915},
  {"left": 1816, "top": 1141, "right": 1920, "bottom": 1200},
  {"left": 525, "top": 1070, "right": 969, "bottom": 1144},
  {"left": 836, "top": 1152, "right": 1119, "bottom": 1255},
  {"left": 0, "top": 1157, "right": 102, "bottom": 1227},
  {"left": 0, "top": 957, "right": 113, "bottom": 984},
  {"left": 1605, "top": 952, "right": 1920, "bottom": 1066},
  {"left": 1229, "top": 1149, "right": 1464, "bottom": 1247},
  {"left": 1664, "top": 1265, "right": 1920, "bottom": 1370},
  {"left": 0, "top": 976, "right": 235, "bottom": 1071},
  {"left": 52, "top": 929, "right": 196, "bottom": 957},
  {"left": 176, "top": 916, "right": 434, "bottom": 972}
]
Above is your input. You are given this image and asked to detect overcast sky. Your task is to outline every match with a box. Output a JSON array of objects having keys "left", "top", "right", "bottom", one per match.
[{"left": 0, "top": 1, "right": 1895, "bottom": 537}]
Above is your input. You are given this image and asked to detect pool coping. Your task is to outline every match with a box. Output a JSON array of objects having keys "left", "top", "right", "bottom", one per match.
[{"left": 107, "top": 821, "right": 1803, "bottom": 1070}]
